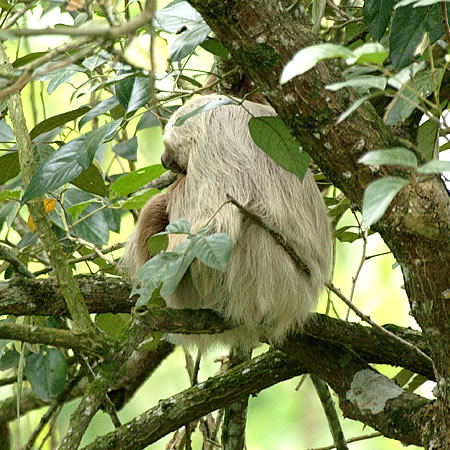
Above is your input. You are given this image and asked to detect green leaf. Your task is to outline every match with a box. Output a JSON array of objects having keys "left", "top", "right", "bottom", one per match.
[
  {"left": 45, "top": 67, "right": 79, "bottom": 94},
  {"left": 394, "top": 368, "right": 414, "bottom": 387},
  {"left": 95, "top": 313, "right": 129, "bottom": 338},
  {"left": 22, "top": 137, "right": 86, "bottom": 204},
  {"left": 417, "top": 119, "right": 438, "bottom": 160},
  {"left": 0, "top": 152, "right": 20, "bottom": 184},
  {"left": 77, "top": 119, "right": 121, "bottom": 169},
  {"left": 359, "top": 148, "right": 418, "bottom": 168},
  {"left": 13, "top": 52, "right": 47, "bottom": 68},
  {"left": 334, "top": 228, "right": 362, "bottom": 243},
  {"left": 113, "top": 136, "right": 138, "bottom": 161},
  {"left": 385, "top": 70, "right": 442, "bottom": 125},
  {"left": 280, "top": 43, "right": 353, "bottom": 84},
  {"left": 248, "top": 116, "right": 310, "bottom": 181},
  {"left": 148, "top": 233, "right": 169, "bottom": 256},
  {"left": 0, "top": 190, "right": 21, "bottom": 202},
  {"left": 191, "top": 233, "right": 232, "bottom": 272},
  {"left": 136, "top": 111, "right": 160, "bottom": 132},
  {"left": 165, "top": 219, "right": 191, "bottom": 234},
  {"left": 362, "top": 176, "right": 409, "bottom": 226},
  {"left": 155, "top": 1, "right": 203, "bottom": 33},
  {"left": 160, "top": 245, "right": 196, "bottom": 298},
  {"left": 0, "top": 349, "right": 20, "bottom": 371},
  {"left": 79, "top": 97, "right": 120, "bottom": 130},
  {"left": 170, "top": 22, "right": 211, "bottom": 62},
  {"left": 23, "top": 120, "right": 120, "bottom": 204},
  {"left": 71, "top": 161, "right": 107, "bottom": 196},
  {"left": 390, "top": 3, "right": 448, "bottom": 69},
  {"left": 417, "top": 160, "right": 450, "bottom": 174},
  {"left": 200, "top": 38, "right": 229, "bottom": 59},
  {"left": 114, "top": 75, "right": 150, "bottom": 114},
  {"left": 131, "top": 249, "right": 194, "bottom": 303},
  {"left": 336, "top": 95, "right": 370, "bottom": 124},
  {"left": 25, "top": 347, "right": 67, "bottom": 402},
  {"left": 67, "top": 201, "right": 92, "bottom": 221},
  {"left": 121, "top": 189, "right": 159, "bottom": 209},
  {"left": 326, "top": 75, "right": 387, "bottom": 92},
  {"left": 110, "top": 164, "right": 166, "bottom": 197},
  {"left": 363, "top": 0, "right": 396, "bottom": 41},
  {"left": 174, "top": 97, "right": 234, "bottom": 126},
  {"left": 407, "top": 374, "right": 429, "bottom": 392},
  {"left": 64, "top": 190, "right": 112, "bottom": 246},
  {"left": 29, "top": 106, "right": 90, "bottom": 140},
  {"left": 348, "top": 43, "right": 389, "bottom": 65},
  {"left": 0, "top": 119, "right": 14, "bottom": 142}
]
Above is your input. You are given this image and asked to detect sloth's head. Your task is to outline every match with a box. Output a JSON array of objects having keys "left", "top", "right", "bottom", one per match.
[{"left": 161, "top": 96, "right": 238, "bottom": 175}]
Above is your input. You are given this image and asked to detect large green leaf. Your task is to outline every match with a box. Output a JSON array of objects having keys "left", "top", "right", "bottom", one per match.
[
  {"left": 326, "top": 75, "right": 387, "bottom": 93},
  {"left": 121, "top": 188, "right": 159, "bottom": 210},
  {"left": 362, "top": 176, "right": 409, "bottom": 226},
  {"left": 385, "top": 70, "right": 442, "bottom": 125},
  {"left": 22, "top": 120, "right": 120, "bottom": 203},
  {"left": 191, "top": 233, "right": 232, "bottom": 272},
  {"left": 110, "top": 164, "right": 166, "bottom": 197},
  {"left": 64, "top": 189, "right": 112, "bottom": 245},
  {"left": 417, "top": 160, "right": 450, "bottom": 174},
  {"left": 363, "top": 0, "right": 396, "bottom": 41},
  {"left": 390, "top": 3, "right": 448, "bottom": 69},
  {"left": 79, "top": 97, "right": 120, "bottom": 130},
  {"left": 248, "top": 116, "right": 310, "bottom": 181},
  {"left": 417, "top": 119, "right": 438, "bottom": 160},
  {"left": 22, "top": 137, "right": 86, "bottom": 204},
  {"left": 29, "top": 106, "right": 90, "bottom": 140},
  {"left": 113, "top": 136, "right": 138, "bottom": 161},
  {"left": 359, "top": 148, "right": 418, "bottom": 168},
  {"left": 25, "top": 347, "right": 67, "bottom": 402},
  {"left": 76, "top": 119, "right": 121, "bottom": 169},
  {"left": 136, "top": 111, "right": 161, "bottom": 132},
  {"left": 0, "top": 152, "right": 20, "bottom": 184},
  {"left": 170, "top": 22, "right": 211, "bottom": 62},
  {"left": 0, "top": 119, "right": 14, "bottom": 142},
  {"left": 114, "top": 75, "right": 150, "bottom": 114},
  {"left": 71, "top": 161, "right": 107, "bottom": 197},
  {"left": 280, "top": 43, "right": 353, "bottom": 84}
]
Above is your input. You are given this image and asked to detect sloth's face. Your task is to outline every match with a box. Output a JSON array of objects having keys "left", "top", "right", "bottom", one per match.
[{"left": 161, "top": 144, "right": 185, "bottom": 174}]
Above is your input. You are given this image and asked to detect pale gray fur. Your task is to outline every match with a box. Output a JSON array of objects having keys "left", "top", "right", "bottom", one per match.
[{"left": 126, "top": 95, "right": 332, "bottom": 351}]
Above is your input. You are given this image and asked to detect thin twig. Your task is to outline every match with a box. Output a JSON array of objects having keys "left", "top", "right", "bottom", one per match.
[
  {"left": 312, "top": 431, "right": 382, "bottom": 450},
  {"left": 0, "top": 245, "right": 35, "bottom": 279},
  {"left": 325, "top": 281, "right": 433, "bottom": 365},
  {"left": 310, "top": 375, "right": 348, "bottom": 450},
  {"left": 345, "top": 227, "right": 368, "bottom": 320},
  {"left": 227, "top": 195, "right": 310, "bottom": 277},
  {"left": 442, "top": 2, "right": 450, "bottom": 44}
]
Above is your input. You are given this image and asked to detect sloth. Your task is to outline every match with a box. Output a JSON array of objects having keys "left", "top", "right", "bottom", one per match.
[{"left": 124, "top": 95, "right": 332, "bottom": 350}]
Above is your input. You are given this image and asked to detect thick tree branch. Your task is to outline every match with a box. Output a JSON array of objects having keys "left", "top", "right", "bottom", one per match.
[
  {"left": 0, "top": 276, "right": 434, "bottom": 379},
  {"left": 82, "top": 346, "right": 431, "bottom": 449},
  {"left": 0, "top": 321, "right": 107, "bottom": 355}
]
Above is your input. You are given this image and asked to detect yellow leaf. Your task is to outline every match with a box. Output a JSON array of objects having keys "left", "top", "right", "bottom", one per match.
[{"left": 27, "top": 198, "right": 57, "bottom": 232}]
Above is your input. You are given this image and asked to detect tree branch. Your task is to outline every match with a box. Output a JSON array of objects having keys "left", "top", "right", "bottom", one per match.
[{"left": 0, "top": 276, "right": 434, "bottom": 379}]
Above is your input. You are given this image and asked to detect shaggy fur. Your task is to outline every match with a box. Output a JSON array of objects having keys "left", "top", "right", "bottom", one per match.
[{"left": 124, "top": 95, "right": 332, "bottom": 350}]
